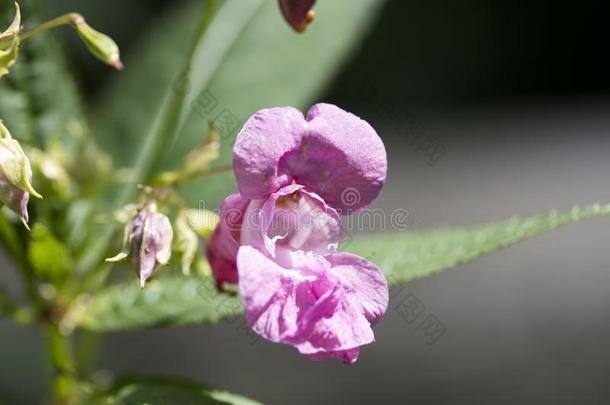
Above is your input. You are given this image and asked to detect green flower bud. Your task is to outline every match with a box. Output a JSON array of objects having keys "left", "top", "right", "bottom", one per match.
[
  {"left": 72, "top": 14, "right": 122, "bottom": 70},
  {"left": 0, "top": 120, "right": 42, "bottom": 225},
  {"left": 0, "top": 3, "right": 21, "bottom": 78}
]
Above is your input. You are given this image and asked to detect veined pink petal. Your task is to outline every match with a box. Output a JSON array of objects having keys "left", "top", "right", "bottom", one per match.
[
  {"left": 325, "top": 252, "right": 389, "bottom": 325},
  {"left": 237, "top": 246, "right": 388, "bottom": 363},
  {"left": 233, "top": 104, "right": 387, "bottom": 213}
]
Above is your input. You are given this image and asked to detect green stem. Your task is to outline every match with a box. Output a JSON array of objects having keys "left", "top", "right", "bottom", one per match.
[
  {"left": 77, "top": 0, "right": 219, "bottom": 276},
  {"left": 46, "top": 325, "right": 78, "bottom": 404},
  {"left": 75, "top": 330, "right": 101, "bottom": 376},
  {"left": 20, "top": 13, "right": 83, "bottom": 41}
]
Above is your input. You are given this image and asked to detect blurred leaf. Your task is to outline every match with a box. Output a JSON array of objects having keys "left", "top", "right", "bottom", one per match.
[
  {"left": 94, "top": 376, "right": 263, "bottom": 405},
  {"left": 0, "top": 0, "right": 85, "bottom": 145},
  {"left": 28, "top": 223, "right": 71, "bottom": 282},
  {"left": 0, "top": 288, "right": 15, "bottom": 318},
  {"left": 345, "top": 203, "right": 610, "bottom": 284},
  {"left": 78, "top": 204, "right": 610, "bottom": 332},
  {"left": 76, "top": 275, "right": 242, "bottom": 332},
  {"left": 94, "top": 0, "right": 387, "bottom": 207},
  {"left": 92, "top": 0, "right": 264, "bottom": 166}
]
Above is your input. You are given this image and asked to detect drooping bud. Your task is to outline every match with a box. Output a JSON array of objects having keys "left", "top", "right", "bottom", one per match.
[
  {"left": 278, "top": 0, "right": 316, "bottom": 33},
  {"left": 0, "top": 120, "right": 42, "bottom": 226},
  {"left": 71, "top": 14, "right": 123, "bottom": 70},
  {"left": 0, "top": 3, "right": 21, "bottom": 78},
  {"left": 106, "top": 203, "right": 173, "bottom": 287}
]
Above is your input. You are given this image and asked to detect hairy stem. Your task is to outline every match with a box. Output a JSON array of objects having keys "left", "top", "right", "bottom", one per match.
[{"left": 20, "top": 13, "right": 83, "bottom": 41}]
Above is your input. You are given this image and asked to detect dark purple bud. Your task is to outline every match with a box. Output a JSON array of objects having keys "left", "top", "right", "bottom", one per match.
[{"left": 279, "top": 0, "right": 316, "bottom": 32}]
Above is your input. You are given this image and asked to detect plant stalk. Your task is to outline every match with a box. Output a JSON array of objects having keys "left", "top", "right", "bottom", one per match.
[
  {"left": 20, "top": 13, "right": 83, "bottom": 41},
  {"left": 46, "top": 325, "right": 78, "bottom": 404},
  {"left": 76, "top": 0, "right": 219, "bottom": 276}
]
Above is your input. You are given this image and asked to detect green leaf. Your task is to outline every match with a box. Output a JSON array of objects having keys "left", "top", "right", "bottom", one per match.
[
  {"left": 94, "top": 376, "right": 263, "bottom": 405},
  {"left": 74, "top": 275, "right": 242, "bottom": 332},
  {"left": 94, "top": 0, "right": 386, "bottom": 206},
  {"left": 345, "top": 203, "right": 610, "bottom": 284},
  {"left": 28, "top": 223, "right": 71, "bottom": 282},
  {"left": 77, "top": 204, "right": 610, "bottom": 332},
  {"left": 92, "top": 0, "right": 264, "bottom": 166}
]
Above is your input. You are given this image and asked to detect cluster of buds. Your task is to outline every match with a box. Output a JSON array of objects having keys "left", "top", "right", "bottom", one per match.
[{"left": 0, "top": 120, "right": 42, "bottom": 226}]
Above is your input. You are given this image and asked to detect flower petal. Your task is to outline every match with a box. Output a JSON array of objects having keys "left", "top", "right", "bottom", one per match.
[
  {"left": 233, "top": 104, "right": 386, "bottom": 213},
  {"left": 241, "top": 184, "right": 342, "bottom": 260},
  {"left": 206, "top": 193, "right": 249, "bottom": 287},
  {"left": 233, "top": 107, "right": 305, "bottom": 200},
  {"left": 237, "top": 245, "right": 304, "bottom": 341},
  {"left": 295, "top": 103, "right": 387, "bottom": 212},
  {"left": 237, "top": 246, "right": 383, "bottom": 363},
  {"left": 326, "top": 252, "right": 389, "bottom": 325}
]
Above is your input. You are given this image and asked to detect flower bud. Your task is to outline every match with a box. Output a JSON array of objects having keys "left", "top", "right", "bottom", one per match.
[
  {"left": 107, "top": 203, "right": 173, "bottom": 287},
  {"left": 0, "top": 120, "right": 42, "bottom": 225},
  {"left": 0, "top": 3, "right": 21, "bottom": 78},
  {"left": 71, "top": 14, "right": 123, "bottom": 70},
  {"left": 279, "top": 0, "right": 316, "bottom": 32},
  {"left": 174, "top": 211, "right": 200, "bottom": 276}
]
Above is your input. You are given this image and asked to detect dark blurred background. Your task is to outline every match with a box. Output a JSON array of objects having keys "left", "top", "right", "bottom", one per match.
[{"left": 2, "top": 0, "right": 610, "bottom": 404}]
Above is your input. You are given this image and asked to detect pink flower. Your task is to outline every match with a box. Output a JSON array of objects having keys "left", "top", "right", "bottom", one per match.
[{"left": 206, "top": 104, "right": 388, "bottom": 362}]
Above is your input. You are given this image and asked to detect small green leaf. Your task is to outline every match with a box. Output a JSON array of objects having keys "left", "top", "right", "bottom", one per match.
[
  {"left": 345, "top": 203, "right": 610, "bottom": 284},
  {"left": 77, "top": 204, "right": 610, "bottom": 332},
  {"left": 28, "top": 223, "right": 71, "bottom": 282},
  {"left": 95, "top": 376, "right": 263, "bottom": 405},
  {"left": 75, "top": 275, "right": 242, "bottom": 332}
]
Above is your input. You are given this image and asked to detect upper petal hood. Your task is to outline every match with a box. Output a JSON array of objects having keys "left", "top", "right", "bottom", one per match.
[{"left": 233, "top": 104, "right": 387, "bottom": 213}]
